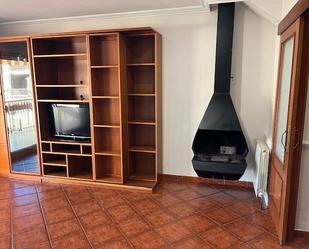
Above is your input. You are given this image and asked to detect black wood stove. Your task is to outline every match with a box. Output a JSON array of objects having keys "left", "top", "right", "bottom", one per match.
[{"left": 192, "top": 3, "right": 248, "bottom": 180}]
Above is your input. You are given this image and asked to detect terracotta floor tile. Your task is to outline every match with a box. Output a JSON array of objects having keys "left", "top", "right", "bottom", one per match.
[
  {"left": 72, "top": 198, "right": 101, "bottom": 217},
  {"left": 209, "top": 192, "right": 238, "bottom": 207},
  {"left": 155, "top": 221, "right": 192, "bottom": 243},
  {"left": 96, "top": 239, "right": 132, "bottom": 249},
  {"left": 134, "top": 198, "right": 161, "bottom": 215},
  {"left": 118, "top": 215, "right": 150, "bottom": 237},
  {"left": 0, "top": 189, "right": 13, "bottom": 200},
  {"left": 48, "top": 218, "right": 81, "bottom": 241},
  {"left": 145, "top": 209, "right": 175, "bottom": 227},
  {"left": 188, "top": 196, "right": 218, "bottom": 212},
  {"left": 129, "top": 230, "right": 166, "bottom": 249},
  {"left": 224, "top": 188, "right": 254, "bottom": 200},
  {"left": 174, "top": 188, "right": 203, "bottom": 201},
  {"left": 31, "top": 241, "right": 52, "bottom": 249},
  {"left": 97, "top": 194, "right": 126, "bottom": 208},
  {"left": 66, "top": 189, "right": 92, "bottom": 205},
  {"left": 0, "top": 181, "right": 11, "bottom": 191},
  {"left": 161, "top": 182, "right": 188, "bottom": 192},
  {"left": 181, "top": 213, "right": 215, "bottom": 233},
  {"left": 41, "top": 196, "right": 69, "bottom": 212},
  {"left": 36, "top": 183, "right": 61, "bottom": 193},
  {"left": 0, "top": 199, "right": 10, "bottom": 210},
  {"left": 167, "top": 202, "right": 197, "bottom": 218},
  {"left": 224, "top": 219, "right": 265, "bottom": 242},
  {"left": 245, "top": 211, "right": 277, "bottom": 234},
  {"left": 12, "top": 193, "right": 38, "bottom": 207},
  {"left": 188, "top": 184, "right": 221, "bottom": 196},
  {"left": 107, "top": 203, "right": 137, "bottom": 222},
  {"left": 230, "top": 243, "right": 254, "bottom": 249},
  {"left": 206, "top": 206, "right": 240, "bottom": 224},
  {"left": 52, "top": 231, "right": 90, "bottom": 249},
  {"left": 241, "top": 197, "right": 261, "bottom": 209},
  {"left": 0, "top": 233, "right": 11, "bottom": 249},
  {"left": 38, "top": 189, "right": 65, "bottom": 201},
  {"left": 10, "top": 180, "right": 34, "bottom": 189},
  {"left": 89, "top": 187, "right": 116, "bottom": 200},
  {"left": 200, "top": 226, "right": 242, "bottom": 249},
  {"left": 0, "top": 219, "right": 10, "bottom": 236},
  {"left": 13, "top": 213, "right": 44, "bottom": 234},
  {"left": 12, "top": 186, "right": 37, "bottom": 197},
  {"left": 122, "top": 191, "right": 151, "bottom": 202},
  {"left": 229, "top": 201, "right": 258, "bottom": 217},
  {"left": 13, "top": 226, "right": 49, "bottom": 249},
  {"left": 173, "top": 236, "right": 213, "bottom": 249},
  {"left": 248, "top": 233, "right": 291, "bottom": 249},
  {"left": 12, "top": 202, "right": 41, "bottom": 218},
  {"left": 86, "top": 223, "right": 123, "bottom": 247},
  {"left": 153, "top": 193, "right": 182, "bottom": 207},
  {"left": 0, "top": 209, "right": 10, "bottom": 221},
  {"left": 80, "top": 210, "right": 111, "bottom": 230},
  {"left": 44, "top": 206, "right": 75, "bottom": 225},
  {"left": 1, "top": 177, "right": 307, "bottom": 249}
]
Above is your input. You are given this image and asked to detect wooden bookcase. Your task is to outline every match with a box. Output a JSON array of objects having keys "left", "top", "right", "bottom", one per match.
[{"left": 28, "top": 28, "right": 161, "bottom": 190}]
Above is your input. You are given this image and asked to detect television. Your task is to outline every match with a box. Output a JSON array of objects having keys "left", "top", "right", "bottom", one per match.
[{"left": 50, "top": 103, "right": 90, "bottom": 141}]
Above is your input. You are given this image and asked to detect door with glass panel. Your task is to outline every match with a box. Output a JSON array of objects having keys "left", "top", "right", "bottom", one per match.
[
  {"left": 269, "top": 19, "right": 303, "bottom": 244},
  {"left": 0, "top": 40, "right": 40, "bottom": 174}
]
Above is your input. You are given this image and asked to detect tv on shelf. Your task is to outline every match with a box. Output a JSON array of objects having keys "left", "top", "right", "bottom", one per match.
[{"left": 50, "top": 103, "right": 90, "bottom": 141}]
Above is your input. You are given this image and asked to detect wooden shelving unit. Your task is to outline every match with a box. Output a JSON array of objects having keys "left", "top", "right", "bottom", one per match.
[
  {"left": 30, "top": 28, "right": 161, "bottom": 190},
  {"left": 89, "top": 33, "right": 123, "bottom": 184},
  {"left": 122, "top": 32, "right": 162, "bottom": 188}
]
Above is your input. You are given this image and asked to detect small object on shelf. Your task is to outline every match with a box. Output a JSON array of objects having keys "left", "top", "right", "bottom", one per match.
[
  {"left": 80, "top": 95, "right": 84, "bottom": 100},
  {"left": 80, "top": 80, "right": 83, "bottom": 85}
]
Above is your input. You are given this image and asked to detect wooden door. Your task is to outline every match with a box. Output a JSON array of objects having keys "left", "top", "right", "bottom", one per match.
[{"left": 269, "top": 19, "right": 304, "bottom": 244}]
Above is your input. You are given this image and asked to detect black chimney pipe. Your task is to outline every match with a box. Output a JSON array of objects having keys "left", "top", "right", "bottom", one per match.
[{"left": 214, "top": 3, "right": 234, "bottom": 93}]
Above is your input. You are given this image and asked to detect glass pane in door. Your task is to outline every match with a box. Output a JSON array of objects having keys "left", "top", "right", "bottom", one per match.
[
  {"left": 0, "top": 41, "right": 39, "bottom": 173},
  {"left": 275, "top": 36, "right": 294, "bottom": 164}
]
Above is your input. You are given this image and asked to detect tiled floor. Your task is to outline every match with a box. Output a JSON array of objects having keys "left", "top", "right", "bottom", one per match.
[{"left": 0, "top": 177, "right": 308, "bottom": 249}]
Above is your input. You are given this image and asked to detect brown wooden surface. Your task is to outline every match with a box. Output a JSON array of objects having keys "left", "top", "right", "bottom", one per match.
[
  {"left": 1, "top": 27, "right": 162, "bottom": 190},
  {"left": 155, "top": 33, "right": 163, "bottom": 181},
  {"left": 269, "top": 18, "right": 304, "bottom": 244},
  {"left": 286, "top": 11, "right": 309, "bottom": 240},
  {"left": 278, "top": 0, "right": 309, "bottom": 35},
  {"left": 0, "top": 86, "right": 10, "bottom": 175}
]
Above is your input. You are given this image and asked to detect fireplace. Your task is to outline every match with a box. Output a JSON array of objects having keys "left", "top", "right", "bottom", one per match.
[{"left": 192, "top": 3, "right": 248, "bottom": 180}]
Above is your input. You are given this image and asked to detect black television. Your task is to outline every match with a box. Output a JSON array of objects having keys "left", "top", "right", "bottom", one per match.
[{"left": 50, "top": 103, "right": 90, "bottom": 141}]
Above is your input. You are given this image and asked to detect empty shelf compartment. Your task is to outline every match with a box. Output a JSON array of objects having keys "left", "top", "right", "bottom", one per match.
[
  {"left": 129, "top": 152, "right": 156, "bottom": 181},
  {"left": 95, "top": 155, "right": 122, "bottom": 183},
  {"left": 42, "top": 153, "right": 67, "bottom": 166},
  {"left": 43, "top": 165, "right": 67, "bottom": 177},
  {"left": 52, "top": 143, "right": 81, "bottom": 154},
  {"left": 32, "top": 36, "right": 87, "bottom": 55},
  {"left": 68, "top": 155, "right": 93, "bottom": 179}
]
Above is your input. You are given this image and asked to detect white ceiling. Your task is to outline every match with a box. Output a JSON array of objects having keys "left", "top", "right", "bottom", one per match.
[{"left": 0, "top": 0, "right": 203, "bottom": 23}]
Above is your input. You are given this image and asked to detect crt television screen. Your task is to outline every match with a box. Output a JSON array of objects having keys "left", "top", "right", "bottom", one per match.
[{"left": 51, "top": 104, "right": 90, "bottom": 139}]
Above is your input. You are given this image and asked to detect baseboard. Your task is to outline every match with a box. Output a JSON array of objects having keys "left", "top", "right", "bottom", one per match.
[
  {"left": 294, "top": 230, "right": 309, "bottom": 238},
  {"left": 162, "top": 174, "right": 254, "bottom": 189}
]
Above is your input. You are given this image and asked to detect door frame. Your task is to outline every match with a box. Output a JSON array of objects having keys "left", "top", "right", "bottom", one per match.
[
  {"left": 272, "top": 7, "right": 309, "bottom": 243},
  {"left": 285, "top": 11, "right": 309, "bottom": 241}
]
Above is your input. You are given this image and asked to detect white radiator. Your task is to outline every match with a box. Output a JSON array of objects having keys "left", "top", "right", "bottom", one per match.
[{"left": 254, "top": 139, "right": 270, "bottom": 199}]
